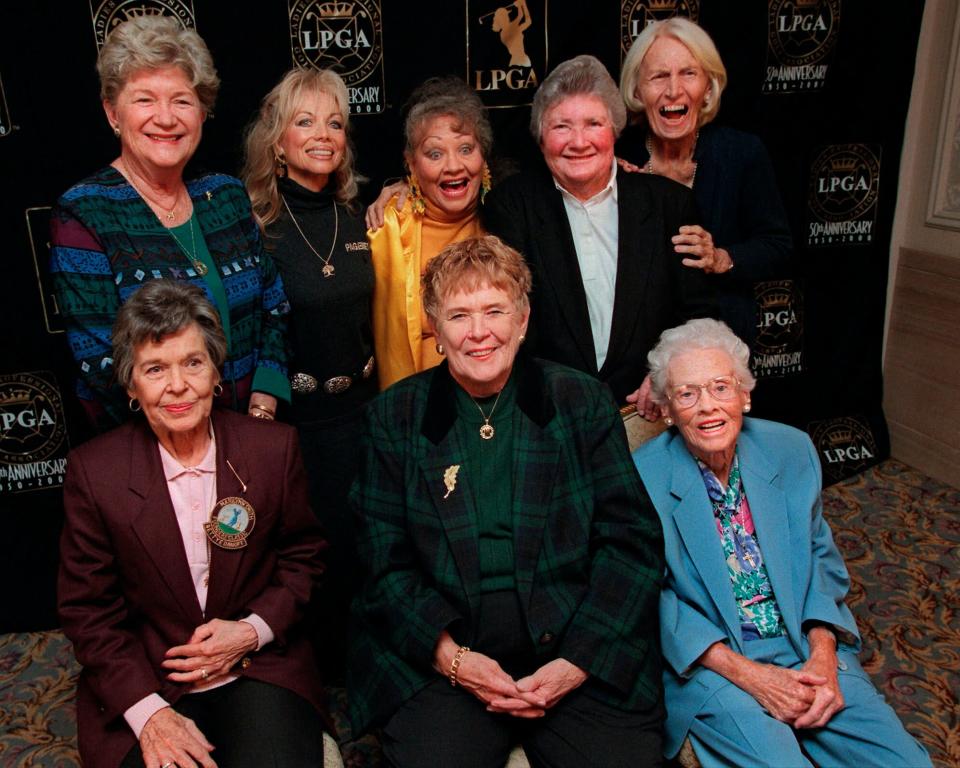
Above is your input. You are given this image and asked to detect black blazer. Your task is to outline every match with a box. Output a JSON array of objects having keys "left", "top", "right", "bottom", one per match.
[{"left": 483, "top": 162, "right": 715, "bottom": 402}]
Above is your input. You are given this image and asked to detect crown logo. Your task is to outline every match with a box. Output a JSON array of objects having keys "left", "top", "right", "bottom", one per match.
[
  {"left": 758, "top": 289, "right": 792, "bottom": 310},
  {"left": 0, "top": 388, "right": 33, "bottom": 407},
  {"left": 825, "top": 427, "right": 854, "bottom": 445},
  {"left": 645, "top": 0, "right": 682, "bottom": 10},
  {"left": 828, "top": 156, "right": 859, "bottom": 173},
  {"left": 794, "top": 0, "right": 821, "bottom": 7},
  {"left": 317, "top": 1, "right": 354, "bottom": 17},
  {"left": 112, "top": 5, "right": 166, "bottom": 26}
]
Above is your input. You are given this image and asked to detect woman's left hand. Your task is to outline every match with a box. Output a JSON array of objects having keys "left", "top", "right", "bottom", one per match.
[
  {"left": 672, "top": 225, "right": 733, "bottom": 274},
  {"left": 248, "top": 393, "right": 277, "bottom": 421},
  {"left": 793, "top": 627, "right": 845, "bottom": 729},
  {"left": 162, "top": 619, "right": 259, "bottom": 686},
  {"left": 487, "top": 658, "right": 587, "bottom": 717}
]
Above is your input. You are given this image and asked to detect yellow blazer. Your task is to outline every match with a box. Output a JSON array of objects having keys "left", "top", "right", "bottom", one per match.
[{"left": 369, "top": 198, "right": 481, "bottom": 389}]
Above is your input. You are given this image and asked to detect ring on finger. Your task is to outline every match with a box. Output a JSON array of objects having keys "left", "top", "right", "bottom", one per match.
[
  {"left": 161, "top": 762, "right": 174, "bottom": 768},
  {"left": 200, "top": 668, "right": 209, "bottom": 680}
]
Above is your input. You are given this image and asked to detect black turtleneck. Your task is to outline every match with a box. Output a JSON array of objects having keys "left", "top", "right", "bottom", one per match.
[{"left": 267, "top": 177, "right": 375, "bottom": 420}]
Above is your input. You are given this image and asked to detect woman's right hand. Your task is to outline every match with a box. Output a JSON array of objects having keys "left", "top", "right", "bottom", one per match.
[
  {"left": 743, "top": 662, "right": 828, "bottom": 725},
  {"left": 139, "top": 707, "right": 217, "bottom": 768},
  {"left": 365, "top": 180, "right": 408, "bottom": 230}
]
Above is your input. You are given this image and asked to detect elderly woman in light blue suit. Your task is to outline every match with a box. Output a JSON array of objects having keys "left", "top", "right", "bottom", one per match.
[{"left": 632, "top": 318, "right": 930, "bottom": 768}]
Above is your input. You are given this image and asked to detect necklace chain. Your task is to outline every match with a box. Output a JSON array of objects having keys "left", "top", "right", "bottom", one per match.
[
  {"left": 645, "top": 131, "right": 699, "bottom": 188},
  {"left": 281, "top": 194, "right": 339, "bottom": 278},
  {"left": 119, "top": 159, "right": 182, "bottom": 220},
  {"left": 471, "top": 389, "right": 504, "bottom": 440}
]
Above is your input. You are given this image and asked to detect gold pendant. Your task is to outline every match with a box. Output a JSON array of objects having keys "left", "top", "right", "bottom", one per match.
[
  {"left": 322, "top": 263, "right": 335, "bottom": 278},
  {"left": 193, "top": 260, "right": 208, "bottom": 276},
  {"left": 479, "top": 423, "right": 495, "bottom": 440}
]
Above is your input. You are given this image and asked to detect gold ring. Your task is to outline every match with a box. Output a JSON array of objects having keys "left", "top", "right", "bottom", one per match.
[{"left": 200, "top": 668, "right": 209, "bottom": 680}]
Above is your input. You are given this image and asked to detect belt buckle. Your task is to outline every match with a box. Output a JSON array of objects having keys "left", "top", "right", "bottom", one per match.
[
  {"left": 290, "top": 372, "right": 318, "bottom": 394},
  {"left": 324, "top": 375, "right": 352, "bottom": 395}
]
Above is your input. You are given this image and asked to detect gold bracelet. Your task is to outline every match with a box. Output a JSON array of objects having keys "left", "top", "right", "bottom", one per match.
[
  {"left": 248, "top": 404, "right": 276, "bottom": 419},
  {"left": 448, "top": 645, "right": 470, "bottom": 687}
]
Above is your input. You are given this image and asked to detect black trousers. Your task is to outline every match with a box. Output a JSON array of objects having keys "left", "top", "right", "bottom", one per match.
[
  {"left": 120, "top": 678, "right": 326, "bottom": 768},
  {"left": 381, "top": 592, "right": 663, "bottom": 768}
]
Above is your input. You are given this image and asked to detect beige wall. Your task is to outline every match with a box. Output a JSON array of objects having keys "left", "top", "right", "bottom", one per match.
[{"left": 885, "top": 0, "right": 960, "bottom": 487}]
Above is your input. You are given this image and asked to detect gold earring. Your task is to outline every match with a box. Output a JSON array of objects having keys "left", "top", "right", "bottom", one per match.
[
  {"left": 275, "top": 152, "right": 288, "bottom": 178},
  {"left": 112, "top": 125, "right": 121, "bottom": 137},
  {"left": 408, "top": 173, "right": 426, "bottom": 215},
  {"left": 435, "top": 342, "right": 445, "bottom": 355},
  {"left": 480, "top": 163, "right": 492, "bottom": 204}
]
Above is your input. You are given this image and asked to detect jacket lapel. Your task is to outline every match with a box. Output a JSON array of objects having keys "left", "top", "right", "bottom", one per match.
[
  {"left": 737, "top": 424, "right": 799, "bottom": 644},
  {"left": 666, "top": 434, "right": 743, "bottom": 647},
  {"left": 532, "top": 171, "right": 600, "bottom": 374},
  {"left": 204, "top": 412, "right": 250, "bottom": 619},
  {"left": 602, "top": 172, "right": 654, "bottom": 377},
  {"left": 128, "top": 421, "right": 205, "bottom": 625}
]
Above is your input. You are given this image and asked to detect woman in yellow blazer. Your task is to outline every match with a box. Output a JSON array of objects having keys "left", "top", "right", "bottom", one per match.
[{"left": 368, "top": 77, "right": 493, "bottom": 389}]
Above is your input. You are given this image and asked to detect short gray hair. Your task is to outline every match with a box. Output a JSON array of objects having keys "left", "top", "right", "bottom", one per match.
[
  {"left": 403, "top": 77, "right": 493, "bottom": 161},
  {"left": 112, "top": 280, "right": 226, "bottom": 390},
  {"left": 647, "top": 318, "right": 756, "bottom": 404},
  {"left": 620, "top": 17, "right": 727, "bottom": 128},
  {"left": 97, "top": 15, "right": 220, "bottom": 115},
  {"left": 530, "top": 55, "right": 627, "bottom": 143}
]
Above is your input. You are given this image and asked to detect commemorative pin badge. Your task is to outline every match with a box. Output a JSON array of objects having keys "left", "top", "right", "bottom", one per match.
[{"left": 204, "top": 496, "right": 256, "bottom": 549}]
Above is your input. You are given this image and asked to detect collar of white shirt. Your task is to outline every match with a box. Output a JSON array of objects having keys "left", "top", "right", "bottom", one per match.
[{"left": 552, "top": 158, "right": 618, "bottom": 207}]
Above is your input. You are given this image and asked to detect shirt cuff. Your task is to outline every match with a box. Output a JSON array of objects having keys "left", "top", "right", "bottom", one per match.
[
  {"left": 242, "top": 613, "right": 274, "bottom": 651},
  {"left": 124, "top": 694, "right": 169, "bottom": 739}
]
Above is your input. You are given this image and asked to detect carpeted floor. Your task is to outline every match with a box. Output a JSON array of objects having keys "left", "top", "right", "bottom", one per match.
[{"left": 1, "top": 459, "right": 957, "bottom": 767}]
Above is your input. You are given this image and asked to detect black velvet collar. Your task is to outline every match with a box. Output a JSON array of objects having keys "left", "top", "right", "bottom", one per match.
[{"left": 420, "top": 352, "right": 555, "bottom": 444}]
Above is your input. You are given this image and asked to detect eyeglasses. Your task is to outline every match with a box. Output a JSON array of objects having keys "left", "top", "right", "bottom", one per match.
[{"left": 668, "top": 376, "right": 741, "bottom": 410}]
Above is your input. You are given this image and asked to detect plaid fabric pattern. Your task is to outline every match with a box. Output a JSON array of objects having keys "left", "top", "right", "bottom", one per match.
[
  {"left": 49, "top": 167, "right": 290, "bottom": 428},
  {"left": 347, "top": 356, "right": 664, "bottom": 733}
]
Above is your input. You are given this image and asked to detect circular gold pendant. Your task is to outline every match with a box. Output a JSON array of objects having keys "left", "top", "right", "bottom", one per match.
[
  {"left": 192, "top": 260, "right": 208, "bottom": 276},
  {"left": 479, "top": 423, "right": 495, "bottom": 440},
  {"left": 322, "top": 264, "right": 335, "bottom": 278}
]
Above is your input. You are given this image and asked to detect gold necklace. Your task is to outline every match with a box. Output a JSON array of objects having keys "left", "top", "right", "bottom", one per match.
[
  {"left": 645, "top": 132, "right": 699, "bottom": 188},
  {"left": 471, "top": 388, "right": 503, "bottom": 440},
  {"left": 167, "top": 215, "right": 208, "bottom": 276},
  {"left": 119, "top": 159, "right": 182, "bottom": 220},
  {"left": 281, "top": 194, "right": 339, "bottom": 279}
]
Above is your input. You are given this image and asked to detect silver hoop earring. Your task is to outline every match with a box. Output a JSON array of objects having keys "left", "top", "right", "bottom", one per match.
[
  {"left": 129, "top": 397, "right": 141, "bottom": 413},
  {"left": 213, "top": 383, "right": 224, "bottom": 397}
]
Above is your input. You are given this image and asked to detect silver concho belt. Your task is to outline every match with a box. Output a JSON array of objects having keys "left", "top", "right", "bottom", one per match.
[{"left": 291, "top": 356, "right": 375, "bottom": 395}]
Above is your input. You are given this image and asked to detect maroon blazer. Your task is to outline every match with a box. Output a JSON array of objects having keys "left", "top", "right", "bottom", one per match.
[{"left": 58, "top": 409, "right": 327, "bottom": 768}]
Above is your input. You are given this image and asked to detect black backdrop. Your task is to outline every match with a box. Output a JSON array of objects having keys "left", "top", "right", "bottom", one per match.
[{"left": 0, "top": 1, "right": 924, "bottom": 631}]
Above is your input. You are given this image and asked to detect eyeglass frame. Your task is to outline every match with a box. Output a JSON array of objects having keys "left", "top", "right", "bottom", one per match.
[{"left": 666, "top": 375, "right": 742, "bottom": 410}]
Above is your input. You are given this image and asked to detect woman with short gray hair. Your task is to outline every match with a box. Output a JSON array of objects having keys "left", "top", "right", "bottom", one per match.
[
  {"left": 59, "top": 279, "right": 330, "bottom": 768},
  {"left": 483, "top": 54, "right": 714, "bottom": 415},
  {"left": 50, "top": 14, "right": 290, "bottom": 432}
]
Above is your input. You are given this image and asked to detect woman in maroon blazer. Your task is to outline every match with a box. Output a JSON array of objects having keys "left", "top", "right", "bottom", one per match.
[{"left": 58, "top": 280, "right": 328, "bottom": 768}]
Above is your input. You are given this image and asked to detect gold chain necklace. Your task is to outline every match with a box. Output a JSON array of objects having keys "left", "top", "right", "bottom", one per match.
[
  {"left": 167, "top": 215, "right": 208, "bottom": 276},
  {"left": 645, "top": 131, "right": 699, "bottom": 188},
  {"left": 119, "top": 159, "right": 182, "bottom": 220},
  {"left": 281, "top": 194, "right": 339, "bottom": 279},
  {"left": 471, "top": 388, "right": 503, "bottom": 440}
]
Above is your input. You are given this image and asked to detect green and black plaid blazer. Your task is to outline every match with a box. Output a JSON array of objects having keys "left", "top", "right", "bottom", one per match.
[{"left": 347, "top": 355, "right": 664, "bottom": 733}]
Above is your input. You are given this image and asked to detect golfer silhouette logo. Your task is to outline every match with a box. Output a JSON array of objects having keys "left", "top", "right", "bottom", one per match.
[{"left": 481, "top": 0, "right": 532, "bottom": 67}]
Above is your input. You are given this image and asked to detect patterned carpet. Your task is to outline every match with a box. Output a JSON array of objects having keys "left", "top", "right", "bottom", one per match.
[{"left": 1, "top": 459, "right": 956, "bottom": 767}]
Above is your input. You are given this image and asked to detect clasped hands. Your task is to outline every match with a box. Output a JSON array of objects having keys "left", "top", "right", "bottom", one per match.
[
  {"left": 138, "top": 619, "right": 259, "bottom": 768},
  {"left": 434, "top": 631, "right": 587, "bottom": 718}
]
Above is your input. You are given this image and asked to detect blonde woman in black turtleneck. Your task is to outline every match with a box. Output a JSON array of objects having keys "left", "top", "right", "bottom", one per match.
[{"left": 243, "top": 68, "right": 374, "bottom": 683}]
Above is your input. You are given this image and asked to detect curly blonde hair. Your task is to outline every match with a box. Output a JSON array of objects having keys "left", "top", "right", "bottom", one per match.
[{"left": 242, "top": 68, "right": 363, "bottom": 228}]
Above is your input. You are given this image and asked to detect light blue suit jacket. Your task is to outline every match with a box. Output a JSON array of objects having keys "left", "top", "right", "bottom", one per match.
[{"left": 633, "top": 418, "right": 863, "bottom": 757}]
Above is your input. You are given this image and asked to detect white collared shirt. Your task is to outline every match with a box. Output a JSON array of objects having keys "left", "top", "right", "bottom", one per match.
[{"left": 554, "top": 159, "right": 619, "bottom": 370}]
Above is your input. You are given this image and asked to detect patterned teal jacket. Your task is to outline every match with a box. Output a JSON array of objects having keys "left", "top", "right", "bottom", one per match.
[
  {"left": 49, "top": 167, "right": 290, "bottom": 430},
  {"left": 347, "top": 355, "right": 664, "bottom": 732}
]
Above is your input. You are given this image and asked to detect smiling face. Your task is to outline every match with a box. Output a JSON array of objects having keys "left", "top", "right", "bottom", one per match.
[
  {"left": 636, "top": 36, "right": 710, "bottom": 142},
  {"left": 539, "top": 94, "right": 616, "bottom": 201},
  {"left": 432, "top": 282, "right": 529, "bottom": 398},
  {"left": 276, "top": 89, "right": 346, "bottom": 192},
  {"left": 104, "top": 66, "right": 204, "bottom": 176},
  {"left": 127, "top": 323, "right": 217, "bottom": 449},
  {"left": 406, "top": 115, "right": 485, "bottom": 219},
  {"left": 665, "top": 347, "right": 750, "bottom": 478}
]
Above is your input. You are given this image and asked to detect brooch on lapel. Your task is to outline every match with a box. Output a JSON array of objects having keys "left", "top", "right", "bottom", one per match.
[
  {"left": 442, "top": 465, "right": 460, "bottom": 499},
  {"left": 204, "top": 459, "right": 255, "bottom": 550}
]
